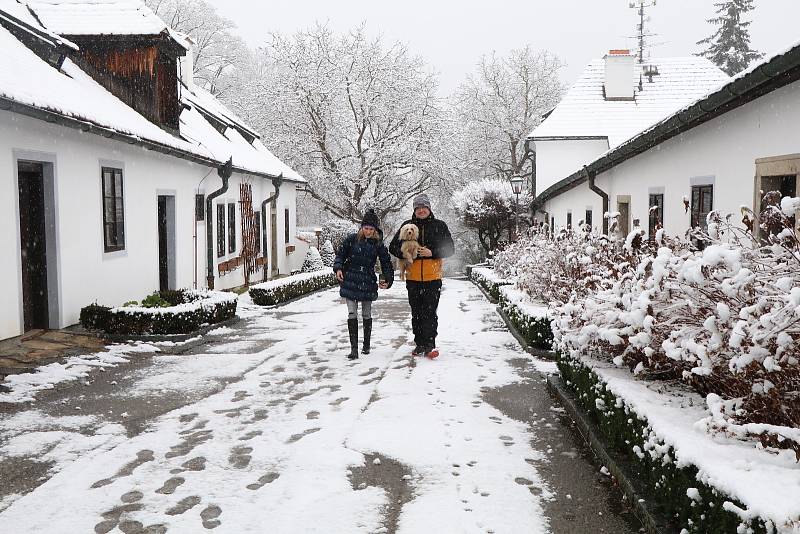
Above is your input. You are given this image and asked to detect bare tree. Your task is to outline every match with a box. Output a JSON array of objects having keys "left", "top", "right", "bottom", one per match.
[
  {"left": 144, "top": 0, "right": 249, "bottom": 95},
  {"left": 227, "top": 24, "right": 447, "bottom": 224},
  {"left": 453, "top": 47, "right": 564, "bottom": 194}
]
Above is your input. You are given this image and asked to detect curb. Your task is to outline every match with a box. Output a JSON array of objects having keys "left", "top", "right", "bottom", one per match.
[
  {"left": 468, "top": 277, "right": 557, "bottom": 360},
  {"left": 546, "top": 375, "right": 664, "bottom": 534}
]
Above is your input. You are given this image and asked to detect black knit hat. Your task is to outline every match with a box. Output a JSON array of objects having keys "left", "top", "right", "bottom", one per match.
[{"left": 361, "top": 209, "right": 380, "bottom": 231}]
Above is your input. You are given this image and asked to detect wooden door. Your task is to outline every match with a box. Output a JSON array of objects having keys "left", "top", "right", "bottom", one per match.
[{"left": 18, "top": 162, "right": 49, "bottom": 331}]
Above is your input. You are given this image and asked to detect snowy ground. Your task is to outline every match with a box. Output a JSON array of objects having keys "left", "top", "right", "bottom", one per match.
[{"left": 0, "top": 280, "right": 635, "bottom": 533}]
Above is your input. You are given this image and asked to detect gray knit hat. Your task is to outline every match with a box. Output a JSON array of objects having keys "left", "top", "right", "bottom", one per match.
[{"left": 412, "top": 194, "right": 432, "bottom": 210}]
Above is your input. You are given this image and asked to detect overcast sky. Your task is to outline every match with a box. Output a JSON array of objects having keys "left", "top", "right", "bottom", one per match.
[{"left": 205, "top": 0, "right": 800, "bottom": 94}]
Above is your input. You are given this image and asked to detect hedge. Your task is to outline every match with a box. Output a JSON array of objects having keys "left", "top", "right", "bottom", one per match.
[
  {"left": 249, "top": 270, "right": 337, "bottom": 306},
  {"left": 497, "top": 286, "right": 553, "bottom": 351},
  {"left": 469, "top": 266, "right": 512, "bottom": 301},
  {"left": 557, "top": 352, "right": 775, "bottom": 534},
  {"left": 80, "top": 289, "right": 237, "bottom": 336}
]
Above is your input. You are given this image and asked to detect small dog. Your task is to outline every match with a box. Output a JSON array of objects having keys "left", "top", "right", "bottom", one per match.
[{"left": 398, "top": 223, "right": 421, "bottom": 279}]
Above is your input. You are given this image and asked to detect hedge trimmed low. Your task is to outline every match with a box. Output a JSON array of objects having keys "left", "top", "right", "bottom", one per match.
[
  {"left": 469, "top": 266, "right": 511, "bottom": 301},
  {"left": 249, "top": 270, "right": 337, "bottom": 306},
  {"left": 557, "top": 353, "right": 775, "bottom": 534},
  {"left": 497, "top": 286, "right": 553, "bottom": 351},
  {"left": 80, "top": 289, "right": 237, "bottom": 336}
]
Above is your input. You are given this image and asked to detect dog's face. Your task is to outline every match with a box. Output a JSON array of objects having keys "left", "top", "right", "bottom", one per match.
[{"left": 400, "top": 224, "right": 419, "bottom": 241}]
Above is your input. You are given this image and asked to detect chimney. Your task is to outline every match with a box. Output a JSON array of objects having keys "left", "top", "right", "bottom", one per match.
[
  {"left": 604, "top": 49, "right": 635, "bottom": 100},
  {"left": 177, "top": 33, "right": 195, "bottom": 90}
]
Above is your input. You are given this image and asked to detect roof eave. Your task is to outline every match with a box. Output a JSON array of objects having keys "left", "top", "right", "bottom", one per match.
[{"left": 0, "top": 95, "right": 305, "bottom": 183}]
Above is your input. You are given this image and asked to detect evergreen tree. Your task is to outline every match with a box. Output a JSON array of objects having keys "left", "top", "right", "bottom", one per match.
[
  {"left": 696, "top": 0, "right": 764, "bottom": 76},
  {"left": 301, "top": 247, "right": 325, "bottom": 273}
]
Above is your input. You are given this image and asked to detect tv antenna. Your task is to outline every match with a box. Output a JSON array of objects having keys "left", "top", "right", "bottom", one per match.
[{"left": 629, "top": 0, "right": 657, "bottom": 63}]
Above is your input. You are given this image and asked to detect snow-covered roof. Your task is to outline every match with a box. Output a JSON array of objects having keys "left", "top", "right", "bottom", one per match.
[
  {"left": 533, "top": 40, "right": 800, "bottom": 207},
  {"left": 180, "top": 86, "right": 303, "bottom": 182},
  {"left": 0, "top": 21, "right": 304, "bottom": 182},
  {"left": 531, "top": 57, "right": 730, "bottom": 148},
  {"left": 0, "top": 0, "right": 77, "bottom": 48},
  {"left": 25, "top": 0, "right": 167, "bottom": 36}
]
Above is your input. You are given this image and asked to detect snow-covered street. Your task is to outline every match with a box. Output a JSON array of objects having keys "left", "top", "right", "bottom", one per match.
[{"left": 0, "top": 280, "right": 637, "bottom": 533}]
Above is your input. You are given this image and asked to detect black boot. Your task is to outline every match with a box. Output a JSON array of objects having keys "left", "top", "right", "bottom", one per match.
[
  {"left": 362, "top": 318, "right": 372, "bottom": 354},
  {"left": 347, "top": 318, "right": 359, "bottom": 360}
]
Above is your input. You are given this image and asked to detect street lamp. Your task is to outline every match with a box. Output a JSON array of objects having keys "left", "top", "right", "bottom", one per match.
[
  {"left": 510, "top": 175, "right": 524, "bottom": 242},
  {"left": 313, "top": 227, "right": 322, "bottom": 249}
]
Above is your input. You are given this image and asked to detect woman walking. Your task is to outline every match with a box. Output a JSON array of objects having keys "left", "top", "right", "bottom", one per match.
[{"left": 333, "top": 209, "right": 394, "bottom": 360}]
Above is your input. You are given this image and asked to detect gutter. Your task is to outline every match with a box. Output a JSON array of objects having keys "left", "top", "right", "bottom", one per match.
[
  {"left": 206, "top": 158, "right": 233, "bottom": 289},
  {"left": 260, "top": 174, "right": 284, "bottom": 281},
  {"left": 586, "top": 167, "right": 609, "bottom": 234},
  {"left": 532, "top": 43, "right": 800, "bottom": 207}
]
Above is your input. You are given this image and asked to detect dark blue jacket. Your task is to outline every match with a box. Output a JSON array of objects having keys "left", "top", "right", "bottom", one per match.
[{"left": 333, "top": 232, "right": 394, "bottom": 301}]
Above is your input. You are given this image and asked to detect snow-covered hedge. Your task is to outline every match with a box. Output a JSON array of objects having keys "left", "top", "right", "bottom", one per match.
[
  {"left": 249, "top": 270, "right": 337, "bottom": 306},
  {"left": 493, "top": 195, "right": 800, "bottom": 452},
  {"left": 558, "top": 353, "right": 799, "bottom": 533},
  {"left": 79, "top": 290, "right": 237, "bottom": 335},
  {"left": 498, "top": 286, "right": 553, "bottom": 350},
  {"left": 469, "top": 266, "right": 511, "bottom": 301}
]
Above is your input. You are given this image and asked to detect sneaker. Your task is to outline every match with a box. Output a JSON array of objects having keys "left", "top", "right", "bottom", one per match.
[
  {"left": 424, "top": 348, "right": 439, "bottom": 359},
  {"left": 411, "top": 346, "right": 424, "bottom": 357}
]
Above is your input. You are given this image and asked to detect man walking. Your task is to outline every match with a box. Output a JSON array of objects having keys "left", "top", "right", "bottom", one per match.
[{"left": 389, "top": 194, "right": 455, "bottom": 358}]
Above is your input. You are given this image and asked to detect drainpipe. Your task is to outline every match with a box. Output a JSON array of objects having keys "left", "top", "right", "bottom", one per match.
[
  {"left": 586, "top": 166, "right": 610, "bottom": 234},
  {"left": 261, "top": 174, "right": 284, "bottom": 281},
  {"left": 206, "top": 158, "right": 233, "bottom": 289}
]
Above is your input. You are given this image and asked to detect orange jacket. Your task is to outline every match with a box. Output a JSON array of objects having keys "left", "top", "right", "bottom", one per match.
[{"left": 404, "top": 257, "right": 443, "bottom": 281}]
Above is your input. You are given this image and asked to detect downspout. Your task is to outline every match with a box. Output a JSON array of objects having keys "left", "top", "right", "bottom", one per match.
[
  {"left": 586, "top": 166, "right": 610, "bottom": 234},
  {"left": 206, "top": 158, "right": 233, "bottom": 289},
  {"left": 261, "top": 174, "right": 284, "bottom": 282}
]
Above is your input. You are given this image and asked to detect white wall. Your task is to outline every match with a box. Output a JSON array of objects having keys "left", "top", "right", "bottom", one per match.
[
  {"left": 0, "top": 110, "right": 298, "bottom": 340},
  {"left": 534, "top": 138, "right": 609, "bottom": 194},
  {"left": 542, "top": 80, "right": 800, "bottom": 239}
]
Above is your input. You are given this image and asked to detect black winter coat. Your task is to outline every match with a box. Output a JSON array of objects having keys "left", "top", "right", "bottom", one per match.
[
  {"left": 389, "top": 212, "right": 455, "bottom": 260},
  {"left": 333, "top": 233, "right": 394, "bottom": 302}
]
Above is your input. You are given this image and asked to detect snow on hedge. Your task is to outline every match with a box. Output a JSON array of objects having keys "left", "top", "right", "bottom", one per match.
[
  {"left": 249, "top": 270, "right": 337, "bottom": 306},
  {"left": 492, "top": 195, "right": 800, "bottom": 455}
]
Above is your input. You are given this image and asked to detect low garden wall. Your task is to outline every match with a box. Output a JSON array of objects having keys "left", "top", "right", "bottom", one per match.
[{"left": 249, "top": 270, "right": 337, "bottom": 306}]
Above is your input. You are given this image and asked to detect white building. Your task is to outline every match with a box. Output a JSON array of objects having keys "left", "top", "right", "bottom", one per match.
[
  {"left": 0, "top": 0, "right": 305, "bottom": 341},
  {"left": 531, "top": 41, "right": 800, "bottom": 241},
  {"left": 529, "top": 49, "right": 729, "bottom": 230}
]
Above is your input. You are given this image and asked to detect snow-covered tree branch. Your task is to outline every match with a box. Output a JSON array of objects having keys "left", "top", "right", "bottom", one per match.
[
  {"left": 228, "top": 24, "right": 448, "bottom": 224},
  {"left": 453, "top": 47, "right": 564, "bottom": 194}
]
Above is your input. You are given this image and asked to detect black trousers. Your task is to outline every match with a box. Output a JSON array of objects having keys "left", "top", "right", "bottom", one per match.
[{"left": 406, "top": 279, "right": 442, "bottom": 348}]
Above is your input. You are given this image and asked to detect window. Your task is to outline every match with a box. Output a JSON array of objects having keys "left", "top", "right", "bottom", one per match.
[
  {"left": 585, "top": 209, "right": 593, "bottom": 229},
  {"left": 566, "top": 211, "right": 572, "bottom": 229},
  {"left": 284, "top": 208, "right": 290, "bottom": 244},
  {"left": 691, "top": 185, "right": 713, "bottom": 230},
  {"left": 101, "top": 167, "right": 125, "bottom": 252},
  {"left": 254, "top": 211, "right": 261, "bottom": 255},
  {"left": 648, "top": 193, "right": 664, "bottom": 240},
  {"left": 216, "top": 204, "right": 225, "bottom": 257},
  {"left": 227, "top": 203, "right": 236, "bottom": 254},
  {"left": 195, "top": 193, "right": 205, "bottom": 221},
  {"left": 761, "top": 175, "right": 797, "bottom": 233}
]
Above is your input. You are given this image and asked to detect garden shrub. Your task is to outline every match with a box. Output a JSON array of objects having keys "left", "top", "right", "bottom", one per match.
[
  {"left": 80, "top": 289, "right": 237, "bottom": 335},
  {"left": 250, "top": 271, "right": 337, "bottom": 306}
]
